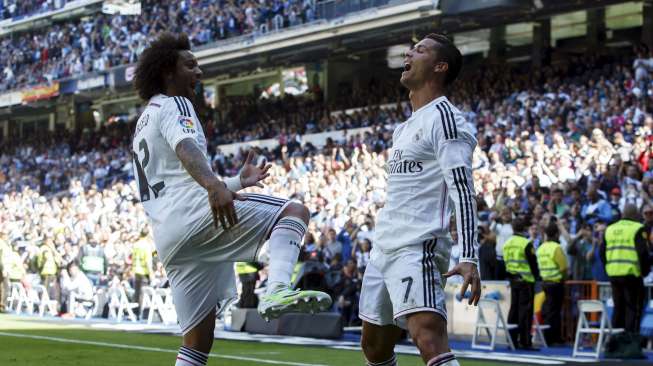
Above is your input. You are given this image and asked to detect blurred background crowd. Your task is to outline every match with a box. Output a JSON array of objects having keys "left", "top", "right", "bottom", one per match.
[
  {"left": 1, "top": 37, "right": 653, "bottom": 325},
  {"left": 0, "top": 0, "right": 318, "bottom": 91}
]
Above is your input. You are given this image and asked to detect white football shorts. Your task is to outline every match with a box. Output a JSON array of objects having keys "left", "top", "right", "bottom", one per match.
[
  {"left": 359, "top": 236, "right": 452, "bottom": 329},
  {"left": 164, "top": 193, "right": 291, "bottom": 334}
]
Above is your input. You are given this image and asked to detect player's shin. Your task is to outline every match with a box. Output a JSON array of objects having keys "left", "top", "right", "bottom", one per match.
[
  {"left": 175, "top": 346, "right": 208, "bottom": 366},
  {"left": 266, "top": 216, "right": 306, "bottom": 292},
  {"left": 426, "top": 352, "right": 459, "bottom": 366},
  {"left": 366, "top": 353, "right": 398, "bottom": 366}
]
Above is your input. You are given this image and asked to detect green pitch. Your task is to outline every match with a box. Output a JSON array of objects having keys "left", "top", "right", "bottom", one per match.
[{"left": 0, "top": 315, "right": 526, "bottom": 366}]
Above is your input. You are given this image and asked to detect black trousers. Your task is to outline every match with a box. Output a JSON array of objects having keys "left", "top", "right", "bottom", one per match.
[
  {"left": 541, "top": 281, "right": 564, "bottom": 344},
  {"left": 134, "top": 273, "right": 149, "bottom": 314},
  {"left": 610, "top": 276, "right": 645, "bottom": 333},
  {"left": 508, "top": 279, "right": 534, "bottom": 347},
  {"left": 495, "top": 259, "right": 507, "bottom": 281},
  {"left": 238, "top": 273, "right": 259, "bottom": 308}
]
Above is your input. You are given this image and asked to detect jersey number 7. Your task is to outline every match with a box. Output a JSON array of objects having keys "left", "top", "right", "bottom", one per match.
[{"left": 133, "top": 139, "right": 165, "bottom": 202}]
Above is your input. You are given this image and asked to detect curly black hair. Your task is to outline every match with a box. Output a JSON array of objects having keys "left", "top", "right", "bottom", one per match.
[{"left": 134, "top": 32, "right": 191, "bottom": 101}]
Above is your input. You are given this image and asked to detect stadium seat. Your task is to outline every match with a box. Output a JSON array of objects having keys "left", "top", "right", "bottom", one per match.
[
  {"left": 139, "top": 286, "right": 155, "bottom": 321},
  {"left": 7, "top": 282, "right": 29, "bottom": 314},
  {"left": 532, "top": 315, "right": 549, "bottom": 348},
  {"left": 471, "top": 299, "right": 517, "bottom": 351},
  {"left": 107, "top": 287, "right": 139, "bottom": 323},
  {"left": 147, "top": 288, "right": 176, "bottom": 325},
  {"left": 33, "top": 285, "right": 58, "bottom": 317},
  {"left": 572, "top": 300, "right": 624, "bottom": 359}
]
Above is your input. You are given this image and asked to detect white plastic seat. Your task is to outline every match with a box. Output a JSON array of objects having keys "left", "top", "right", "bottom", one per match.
[
  {"left": 572, "top": 300, "right": 624, "bottom": 359},
  {"left": 139, "top": 286, "right": 155, "bottom": 321},
  {"left": 471, "top": 299, "right": 517, "bottom": 351},
  {"left": 33, "top": 285, "right": 58, "bottom": 317},
  {"left": 7, "top": 282, "right": 29, "bottom": 314},
  {"left": 532, "top": 315, "right": 550, "bottom": 348},
  {"left": 107, "top": 287, "right": 139, "bottom": 322}
]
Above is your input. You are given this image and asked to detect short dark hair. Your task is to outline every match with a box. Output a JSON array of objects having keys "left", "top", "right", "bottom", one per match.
[
  {"left": 134, "top": 33, "right": 191, "bottom": 101},
  {"left": 512, "top": 216, "right": 530, "bottom": 233},
  {"left": 545, "top": 221, "right": 559, "bottom": 240},
  {"left": 425, "top": 33, "right": 462, "bottom": 86}
]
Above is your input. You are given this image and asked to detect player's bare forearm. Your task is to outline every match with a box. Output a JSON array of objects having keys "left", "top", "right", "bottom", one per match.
[{"left": 175, "top": 138, "right": 222, "bottom": 191}]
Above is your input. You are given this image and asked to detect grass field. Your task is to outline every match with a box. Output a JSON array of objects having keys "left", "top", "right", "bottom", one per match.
[{"left": 0, "top": 315, "right": 528, "bottom": 366}]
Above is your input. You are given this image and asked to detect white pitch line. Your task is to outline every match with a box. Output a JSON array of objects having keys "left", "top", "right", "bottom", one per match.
[{"left": 0, "top": 332, "right": 327, "bottom": 366}]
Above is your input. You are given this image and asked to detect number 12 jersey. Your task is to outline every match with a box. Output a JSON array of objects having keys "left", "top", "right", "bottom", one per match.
[{"left": 132, "top": 94, "right": 213, "bottom": 265}]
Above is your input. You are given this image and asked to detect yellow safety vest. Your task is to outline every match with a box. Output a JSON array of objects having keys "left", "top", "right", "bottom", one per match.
[
  {"left": 235, "top": 262, "right": 258, "bottom": 275},
  {"left": 537, "top": 241, "right": 563, "bottom": 282},
  {"left": 605, "top": 220, "right": 642, "bottom": 277},
  {"left": 503, "top": 235, "right": 535, "bottom": 283},
  {"left": 132, "top": 240, "right": 151, "bottom": 276},
  {"left": 6, "top": 251, "right": 25, "bottom": 281},
  {"left": 38, "top": 247, "right": 58, "bottom": 276}
]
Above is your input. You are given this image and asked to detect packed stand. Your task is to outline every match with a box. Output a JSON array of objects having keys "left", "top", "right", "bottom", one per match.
[
  {"left": 0, "top": 0, "right": 318, "bottom": 91},
  {"left": 1, "top": 50, "right": 653, "bottom": 327}
]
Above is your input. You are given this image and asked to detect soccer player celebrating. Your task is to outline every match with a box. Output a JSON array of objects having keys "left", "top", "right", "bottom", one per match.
[
  {"left": 358, "top": 34, "right": 481, "bottom": 366},
  {"left": 132, "top": 33, "right": 331, "bottom": 366}
]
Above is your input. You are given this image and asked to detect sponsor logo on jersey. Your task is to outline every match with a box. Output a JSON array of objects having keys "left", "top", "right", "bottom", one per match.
[
  {"left": 386, "top": 149, "right": 424, "bottom": 175},
  {"left": 178, "top": 116, "right": 196, "bottom": 133}
]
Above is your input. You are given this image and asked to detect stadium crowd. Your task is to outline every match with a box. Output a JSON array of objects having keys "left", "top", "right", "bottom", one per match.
[
  {"left": 0, "top": 0, "right": 318, "bottom": 91},
  {"left": 1, "top": 48, "right": 653, "bottom": 326}
]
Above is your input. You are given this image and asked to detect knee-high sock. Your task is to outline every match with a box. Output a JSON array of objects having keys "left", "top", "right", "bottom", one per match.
[
  {"left": 175, "top": 346, "right": 208, "bottom": 366},
  {"left": 366, "top": 353, "right": 397, "bottom": 366},
  {"left": 426, "top": 352, "right": 458, "bottom": 366},
  {"left": 266, "top": 216, "right": 306, "bottom": 292}
]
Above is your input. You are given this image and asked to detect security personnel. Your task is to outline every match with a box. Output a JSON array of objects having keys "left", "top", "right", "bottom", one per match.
[
  {"left": 37, "top": 238, "right": 63, "bottom": 302},
  {"left": 536, "top": 220, "right": 567, "bottom": 345},
  {"left": 132, "top": 228, "right": 154, "bottom": 314},
  {"left": 235, "top": 262, "right": 261, "bottom": 308},
  {"left": 6, "top": 247, "right": 26, "bottom": 283},
  {"left": 78, "top": 236, "right": 107, "bottom": 286},
  {"left": 504, "top": 216, "right": 540, "bottom": 350},
  {"left": 601, "top": 204, "right": 651, "bottom": 334}
]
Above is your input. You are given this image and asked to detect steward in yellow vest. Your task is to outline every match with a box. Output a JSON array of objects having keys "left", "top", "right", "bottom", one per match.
[
  {"left": 600, "top": 204, "right": 651, "bottom": 334},
  {"left": 536, "top": 220, "right": 567, "bottom": 345},
  {"left": 132, "top": 227, "right": 154, "bottom": 315},
  {"left": 504, "top": 216, "right": 540, "bottom": 350}
]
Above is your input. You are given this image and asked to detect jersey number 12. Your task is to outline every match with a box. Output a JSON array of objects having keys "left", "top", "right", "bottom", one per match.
[{"left": 134, "top": 139, "right": 165, "bottom": 202}]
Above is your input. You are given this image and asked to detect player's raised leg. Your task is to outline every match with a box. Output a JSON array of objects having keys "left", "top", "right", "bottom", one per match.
[{"left": 258, "top": 201, "right": 332, "bottom": 319}]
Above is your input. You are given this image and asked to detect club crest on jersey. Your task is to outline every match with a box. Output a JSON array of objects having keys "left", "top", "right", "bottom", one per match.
[
  {"left": 178, "top": 116, "right": 195, "bottom": 133},
  {"left": 413, "top": 128, "right": 423, "bottom": 142}
]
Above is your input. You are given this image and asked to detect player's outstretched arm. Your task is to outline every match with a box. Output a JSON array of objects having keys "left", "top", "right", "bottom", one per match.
[{"left": 176, "top": 138, "right": 243, "bottom": 230}]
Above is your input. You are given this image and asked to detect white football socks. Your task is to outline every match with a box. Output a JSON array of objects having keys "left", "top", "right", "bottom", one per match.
[
  {"left": 175, "top": 346, "right": 208, "bottom": 366},
  {"left": 266, "top": 216, "right": 306, "bottom": 293},
  {"left": 426, "top": 352, "right": 459, "bottom": 366}
]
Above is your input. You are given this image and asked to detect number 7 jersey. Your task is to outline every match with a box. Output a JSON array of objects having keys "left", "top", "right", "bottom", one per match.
[{"left": 132, "top": 94, "right": 213, "bottom": 265}]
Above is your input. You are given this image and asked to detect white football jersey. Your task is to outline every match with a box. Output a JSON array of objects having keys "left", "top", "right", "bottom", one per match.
[
  {"left": 132, "top": 94, "right": 212, "bottom": 265},
  {"left": 373, "top": 96, "right": 479, "bottom": 264}
]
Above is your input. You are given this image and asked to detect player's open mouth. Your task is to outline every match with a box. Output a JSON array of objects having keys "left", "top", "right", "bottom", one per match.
[{"left": 404, "top": 63, "right": 411, "bottom": 71}]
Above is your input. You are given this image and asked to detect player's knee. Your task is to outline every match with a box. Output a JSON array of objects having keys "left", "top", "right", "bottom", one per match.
[
  {"left": 361, "top": 333, "right": 392, "bottom": 362},
  {"left": 410, "top": 324, "right": 448, "bottom": 357},
  {"left": 282, "top": 202, "right": 310, "bottom": 225}
]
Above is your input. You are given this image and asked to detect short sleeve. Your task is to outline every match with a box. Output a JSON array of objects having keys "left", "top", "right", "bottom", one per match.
[{"left": 158, "top": 96, "right": 199, "bottom": 151}]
